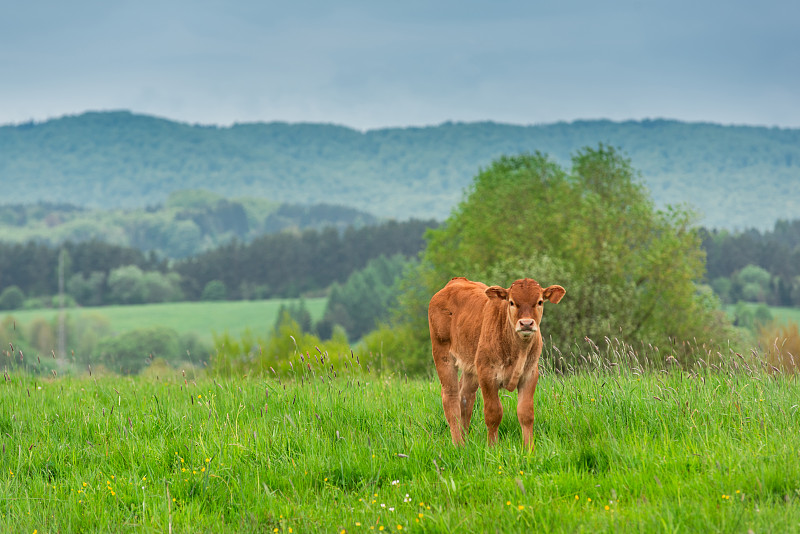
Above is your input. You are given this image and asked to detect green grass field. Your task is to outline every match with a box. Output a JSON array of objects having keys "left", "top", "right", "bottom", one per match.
[
  {"left": 1, "top": 341, "right": 799, "bottom": 533},
  {"left": 768, "top": 305, "right": 800, "bottom": 325},
  {"left": 724, "top": 302, "right": 800, "bottom": 325},
  {"left": 0, "top": 298, "right": 327, "bottom": 342}
]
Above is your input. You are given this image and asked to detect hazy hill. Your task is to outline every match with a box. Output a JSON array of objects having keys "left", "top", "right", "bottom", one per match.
[{"left": 1, "top": 111, "right": 799, "bottom": 229}]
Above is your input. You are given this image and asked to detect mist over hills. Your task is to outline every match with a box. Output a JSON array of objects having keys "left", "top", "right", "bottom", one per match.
[{"left": 1, "top": 111, "right": 798, "bottom": 229}]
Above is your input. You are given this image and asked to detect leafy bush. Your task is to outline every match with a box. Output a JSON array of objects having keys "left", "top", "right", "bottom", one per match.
[
  {"left": 178, "top": 332, "right": 212, "bottom": 366},
  {"left": 732, "top": 302, "right": 773, "bottom": 331},
  {"left": 66, "top": 313, "right": 112, "bottom": 366},
  {"left": 362, "top": 322, "right": 429, "bottom": 376},
  {"left": 107, "top": 265, "right": 183, "bottom": 304},
  {"left": 50, "top": 294, "right": 77, "bottom": 308},
  {"left": 201, "top": 280, "right": 227, "bottom": 301},
  {"left": 0, "top": 285, "right": 25, "bottom": 310},
  {"left": 275, "top": 300, "right": 313, "bottom": 333},
  {"left": 737, "top": 265, "right": 772, "bottom": 302},
  {"left": 238, "top": 281, "right": 272, "bottom": 300},
  {"left": 23, "top": 296, "right": 52, "bottom": 310},
  {"left": 67, "top": 271, "right": 106, "bottom": 306},
  {"left": 711, "top": 277, "right": 733, "bottom": 304},
  {"left": 0, "top": 312, "right": 204, "bottom": 376},
  {"left": 0, "top": 315, "right": 59, "bottom": 375},
  {"left": 211, "top": 311, "right": 363, "bottom": 378},
  {"left": 28, "top": 318, "right": 56, "bottom": 354},
  {"left": 94, "top": 326, "right": 181, "bottom": 374},
  {"left": 320, "top": 254, "right": 411, "bottom": 341}
]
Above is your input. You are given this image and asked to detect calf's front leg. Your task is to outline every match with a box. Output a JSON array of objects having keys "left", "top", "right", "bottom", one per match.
[{"left": 516, "top": 368, "right": 539, "bottom": 450}]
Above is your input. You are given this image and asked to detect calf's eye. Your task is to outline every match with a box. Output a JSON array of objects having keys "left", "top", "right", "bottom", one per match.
[
  {"left": 509, "top": 301, "right": 516, "bottom": 307},
  {"left": 538, "top": 300, "right": 544, "bottom": 306}
]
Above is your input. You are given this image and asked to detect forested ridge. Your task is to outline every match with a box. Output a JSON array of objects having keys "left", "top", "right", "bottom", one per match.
[{"left": 2, "top": 111, "right": 799, "bottom": 229}]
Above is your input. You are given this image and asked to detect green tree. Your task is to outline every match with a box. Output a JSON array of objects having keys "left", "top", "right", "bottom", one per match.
[
  {"left": 141, "top": 271, "right": 183, "bottom": 303},
  {"left": 94, "top": 326, "right": 181, "bottom": 374},
  {"left": 320, "top": 254, "right": 410, "bottom": 341},
  {"left": 107, "top": 265, "right": 147, "bottom": 304},
  {"left": 0, "top": 285, "right": 25, "bottom": 310},
  {"left": 67, "top": 271, "right": 106, "bottom": 306},
  {"left": 28, "top": 318, "right": 56, "bottom": 354},
  {"left": 732, "top": 302, "right": 773, "bottom": 331},
  {"left": 275, "top": 300, "right": 313, "bottom": 334},
  {"left": 710, "top": 277, "right": 733, "bottom": 304},
  {"left": 107, "top": 265, "right": 182, "bottom": 304},
  {"left": 66, "top": 313, "right": 112, "bottom": 366},
  {"left": 369, "top": 148, "right": 732, "bottom": 373},
  {"left": 211, "top": 311, "right": 354, "bottom": 377},
  {"left": 165, "top": 220, "right": 204, "bottom": 259},
  {"left": 202, "top": 280, "right": 227, "bottom": 301},
  {"left": 734, "top": 264, "right": 771, "bottom": 303}
]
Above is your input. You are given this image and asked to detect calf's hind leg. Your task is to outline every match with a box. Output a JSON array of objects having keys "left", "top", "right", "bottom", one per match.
[
  {"left": 431, "top": 341, "right": 464, "bottom": 445},
  {"left": 458, "top": 371, "right": 480, "bottom": 435},
  {"left": 479, "top": 378, "right": 503, "bottom": 445}
]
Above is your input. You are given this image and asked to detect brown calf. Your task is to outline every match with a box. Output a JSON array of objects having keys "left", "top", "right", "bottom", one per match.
[{"left": 428, "top": 277, "right": 565, "bottom": 448}]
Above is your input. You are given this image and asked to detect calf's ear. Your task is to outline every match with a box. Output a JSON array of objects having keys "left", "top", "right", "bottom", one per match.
[
  {"left": 485, "top": 286, "right": 509, "bottom": 300},
  {"left": 543, "top": 285, "right": 566, "bottom": 304}
]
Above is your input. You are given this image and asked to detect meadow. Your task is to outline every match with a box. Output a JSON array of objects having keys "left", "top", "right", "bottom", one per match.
[
  {"left": 0, "top": 298, "right": 327, "bottom": 343},
  {"left": 1, "top": 339, "right": 799, "bottom": 533},
  {"left": 724, "top": 303, "right": 800, "bottom": 326},
  {"left": 759, "top": 305, "right": 800, "bottom": 326}
]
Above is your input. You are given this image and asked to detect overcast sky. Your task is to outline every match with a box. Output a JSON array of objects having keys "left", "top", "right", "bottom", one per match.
[{"left": 2, "top": 0, "right": 799, "bottom": 130}]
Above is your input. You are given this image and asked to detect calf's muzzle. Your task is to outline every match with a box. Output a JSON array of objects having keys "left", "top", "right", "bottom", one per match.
[{"left": 516, "top": 318, "right": 538, "bottom": 336}]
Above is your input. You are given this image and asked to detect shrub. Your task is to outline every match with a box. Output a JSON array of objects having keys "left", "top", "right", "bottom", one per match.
[
  {"left": 0, "top": 285, "right": 25, "bottom": 310},
  {"left": 202, "top": 280, "right": 227, "bottom": 301},
  {"left": 276, "top": 300, "right": 313, "bottom": 333},
  {"left": 107, "top": 265, "right": 183, "bottom": 304},
  {"left": 67, "top": 271, "right": 106, "bottom": 306},
  {"left": 94, "top": 326, "right": 181, "bottom": 375},
  {"left": 65, "top": 313, "right": 112, "bottom": 366},
  {"left": 320, "top": 254, "right": 410, "bottom": 341},
  {"left": 23, "top": 296, "right": 51, "bottom": 310},
  {"left": 211, "top": 311, "right": 365, "bottom": 378},
  {"left": 732, "top": 302, "right": 773, "bottom": 331},
  {"left": 0, "top": 315, "right": 60, "bottom": 375},
  {"left": 362, "top": 323, "right": 428, "bottom": 376},
  {"left": 28, "top": 318, "right": 56, "bottom": 354},
  {"left": 711, "top": 277, "right": 733, "bottom": 304}
]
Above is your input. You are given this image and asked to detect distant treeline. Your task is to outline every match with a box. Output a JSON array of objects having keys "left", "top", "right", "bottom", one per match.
[
  {"left": 0, "top": 219, "right": 435, "bottom": 310},
  {"left": 701, "top": 219, "right": 800, "bottom": 306},
  {"left": 174, "top": 219, "right": 434, "bottom": 300},
  {"left": 0, "top": 191, "right": 378, "bottom": 259},
  {"left": 2, "top": 217, "right": 799, "bottom": 314},
  {"left": 0, "top": 240, "right": 165, "bottom": 301}
]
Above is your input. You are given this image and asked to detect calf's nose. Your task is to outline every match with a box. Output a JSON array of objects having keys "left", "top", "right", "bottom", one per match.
[{"left": 518, "top": 318, "right": 537, "bottom": 331}]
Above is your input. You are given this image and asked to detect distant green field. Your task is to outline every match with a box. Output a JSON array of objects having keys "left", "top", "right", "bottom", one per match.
[
  {"left": 724, "top": 303, "right": 800, "bottom": 325},
  {"left": 0, "top": 298, "right": 327, "bottom": 342},
  {"left": 770, "top": 306, "right": 800, "bottom": 324}
]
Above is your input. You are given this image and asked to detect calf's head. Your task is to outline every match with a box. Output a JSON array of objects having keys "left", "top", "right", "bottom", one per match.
[{"left": 485, "top": 278, "right": 565, "bottom": 340}]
